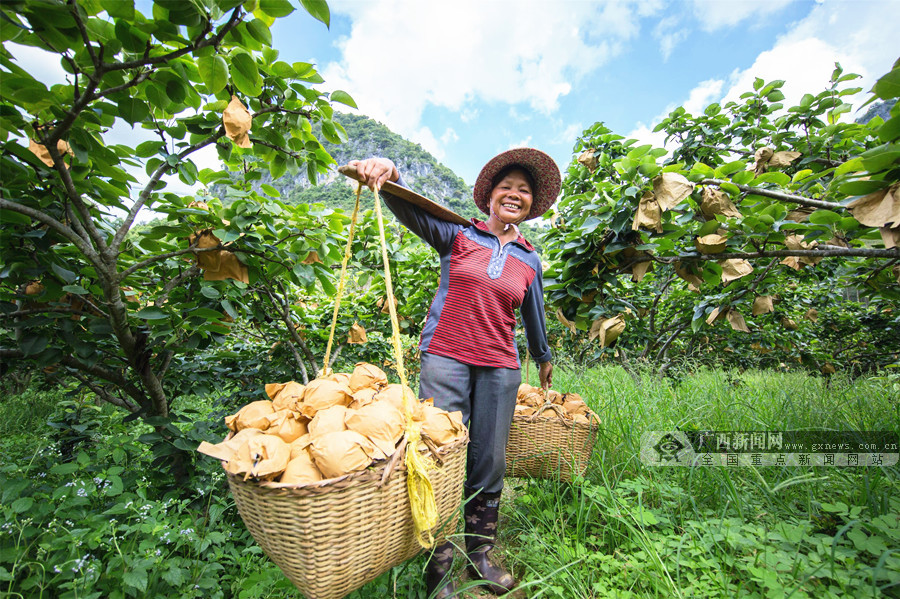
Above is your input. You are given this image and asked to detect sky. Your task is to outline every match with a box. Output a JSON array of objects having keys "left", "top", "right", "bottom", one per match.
[
  {"left": 8, "top": 0, "right": 900, "bottom": 192},
  {"left": 268, "top": 0, "right": 900, "bottom": 185}
]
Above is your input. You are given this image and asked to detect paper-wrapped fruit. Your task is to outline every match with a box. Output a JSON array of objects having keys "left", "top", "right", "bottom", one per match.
[
  {"left": 198, "top": 362, "right": 466, "bottom": 485},
  {"left": 514, "top": 383, "right": 599, "bottom": 425}
]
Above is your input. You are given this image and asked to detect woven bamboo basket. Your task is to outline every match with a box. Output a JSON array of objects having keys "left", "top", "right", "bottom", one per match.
[
  {"left": 226, "top": 431, "right": 468, "bottom": 599},
  {"left": 505, "top": 403, "right": 599, "bottom": 482}
]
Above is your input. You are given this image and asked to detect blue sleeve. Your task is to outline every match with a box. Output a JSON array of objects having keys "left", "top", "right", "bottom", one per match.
[
  {"left": 520, "top": 266, "right": 553, "bottom": 363},
  {"left": 379, "top": 174, "right": 461, "bottom": 256}
]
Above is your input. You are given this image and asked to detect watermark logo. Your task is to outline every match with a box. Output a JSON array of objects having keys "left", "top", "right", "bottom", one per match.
[
  {"left": 639, "top": 430, "right": 899, "bottom": 467},
  {"left": 641, "top": 431, "right": 694, "bottom": 465}
]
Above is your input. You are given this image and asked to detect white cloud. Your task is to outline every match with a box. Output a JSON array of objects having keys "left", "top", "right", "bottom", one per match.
[
  {"left": 719, "top": 0, "right": 899, "bottom": 115},
  {"left": 626, "top": 78, "right": 723, "bottom": 148},
  {"left": 653, "top": 17, "right": 689, "bottom": 61},
  {"left": 323, "top": 0, "right": 664, "bottom": 158},
  {"left": 690, "top": 0, "right": 799, "bottom": 31},
  {"left": 440, "top": 127, "right": 459, "bottom": 146},
  {"left": 459, "top": 107, "right": 480, "bottom": 123},
  {"left": 555, "top": 122, "right": 585, "bottom": 146},
  {"left": 629, "top": 0, "right": 899, "bottom": 144},
  {"left": 683, "top": 78, "right": 726, "bottom": 115},
  {"left": 7, "top": 43, "right": 67, "bottom": 87},
  {"left": 626, "top": 121, "right": 669, "bottom": 150}
]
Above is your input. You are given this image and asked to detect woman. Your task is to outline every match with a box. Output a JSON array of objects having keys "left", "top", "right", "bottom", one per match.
[{"left": 350, "top": 148, "right": 558, "bottom": 597}]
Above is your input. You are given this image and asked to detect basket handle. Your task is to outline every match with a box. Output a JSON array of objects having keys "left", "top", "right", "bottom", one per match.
[{"left": 529, "top": 401, "right": 568, "bottom": 422}]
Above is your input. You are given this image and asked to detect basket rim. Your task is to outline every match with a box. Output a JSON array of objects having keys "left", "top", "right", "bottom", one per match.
[
  {"left": 225, "top": 428, "right": 469, "bottom": 496},
  {"left": 511, "top": 412, "right": 601, "bottom": 432}
]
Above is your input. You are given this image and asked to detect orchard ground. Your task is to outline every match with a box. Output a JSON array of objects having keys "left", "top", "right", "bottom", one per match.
[{"left": 1, "top": 364, "right": 897, "bottom": 598}]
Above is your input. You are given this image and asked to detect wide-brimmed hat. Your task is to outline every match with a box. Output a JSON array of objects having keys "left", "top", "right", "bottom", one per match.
[{"left": 473, "top": 148, "right": 561, "bottom": 220}]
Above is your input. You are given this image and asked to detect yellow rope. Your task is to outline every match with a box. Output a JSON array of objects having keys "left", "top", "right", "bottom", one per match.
[
  {"left": 372, "top": 186, "right": 438, "bottom": 548},
  {"left": 321, "top": 185, "right": 362, "bottom": 376}
]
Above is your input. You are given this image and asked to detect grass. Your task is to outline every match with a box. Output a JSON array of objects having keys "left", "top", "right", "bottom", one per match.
[
  {"left": 487, "top": 365, "right": 900, "bottom": 598},
  {"left": 1, "top": 366, "right": 897, "bottom": 598}
]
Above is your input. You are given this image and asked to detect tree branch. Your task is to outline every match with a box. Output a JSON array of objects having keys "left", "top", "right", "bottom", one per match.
[
  {"left": 253, "top": 106, "right": 314, "bottom": 119},
  {"left": 697, "top": 144, "right": 844, "bottom": 168},
  {"left": 250, "top": 138, "right": 302, "bottom": 159},
  {"left": 699, "top": 178, "right": 844, "bottom": 210},
  {"left": 0, "top": 197, "right": 104, "bottom": 270},
  {"left": 65, "top": 201, "right": 92, "bottom": 245},
  {"left": 72, "top": 371, "right": 138, "bottom": 412},
  {"left": 156, "top": 265, "right": 201, "bottom": 306},
  {"left": 655, "top": 319, "right": 691, "bottom": 362},
  {"left": 95, "top": 70, "right": 152, "bottom": 101},
  {"left": 67, "top": 0, "right": 99, "bottom": 69},
  {"left": 117, "top": 244, "right": 219, "bottom": 282},
  {"left": 45, "top": 141, "right": 110, "bottom": 257},
  {"left": 112, "top": 129, "right": 225, "bottom": 252},
  {"left": 103, "top": 7, "right": 242, "bottom": 73},
  {"left": 668, "top": 247, "right": 900, "bottom": 262},
  {"left": 621, "top": 246, "right": 900, "bottom": 267}
]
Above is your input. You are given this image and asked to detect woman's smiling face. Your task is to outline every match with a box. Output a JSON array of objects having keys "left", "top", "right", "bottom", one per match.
[{"left": 489, "top": 168, "right": 533, "bottom": 224}]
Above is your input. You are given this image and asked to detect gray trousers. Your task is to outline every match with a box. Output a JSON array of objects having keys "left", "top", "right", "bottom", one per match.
[{"left": 418, "top": 352, "right": 521, "bottom": 494}]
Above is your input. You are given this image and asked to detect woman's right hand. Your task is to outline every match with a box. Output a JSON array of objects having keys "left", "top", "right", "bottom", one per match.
[{"left": 347, "top": 157, "right": 399, "bottom": 191}]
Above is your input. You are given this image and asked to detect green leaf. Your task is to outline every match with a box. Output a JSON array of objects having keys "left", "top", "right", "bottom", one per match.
[
  {"left": 136, "top": 307, "right": 168, "bottom": 320},
  {"left": 269, "top": 154, "right": 287, "bottom": 179},
  {"left": 192, "top": 308, "right": 225, "bottom": 320},
  {"left": 697, "top": 220, "right": 720, "bottom": 236},
  {"left": 299, "top": 0, "right": 330, "bottom": 27},
  {"left": 197, "top": 55, "right": 229, "bottom": 94},
  {"left": 580, "top": 216, "right": 602, "bottom": 234},
  {"left": 117, "top": 97, "right": 150, "bottom": 125},
  {"left": 100, "top": 0, "right": 134, "bottom": 19},
  {"left": 714, "top": 161, "right": 748, "bottom": 177},
  {"left": 162, "top": 566, "right": 188, "bottom": 587},
  {"left": 838, "top": 179, "right": 890, "bottom": 196},
  {"left": 839, "top": 216, "right": 860, "bottom": 231},
  {"left": 106, "top": 475, "right": 123, "bottom": 496},
  {"left": 873, "top": 67, "right": 900, "bottom": 100},
  {"left": 754, "top": 172, "right": 791, "bottom": 186},
  {"left": 719, "top": 182, "right": 740, "bottom": 197},
  {"left": 200, "top": 285, "right": 221, "bottom": 299},
  {"left": 135, "top": 140, "right": 164, "bottom": 158},
  {"left": 20, "top": 334, "right": 49, "bottom": 356},
  {"left": 808, "top": 210, "right": 842, "bottom": 225},
  {"left": 331, "top": 90, "right": 357, "bottom": 108},
  {"left": 260, "top": 183, "right": 280, "bottom": 197},
  {"left": 221, "top": 299, "right": 238, "bottom": 319},
  {"left": 51, "top": 262, "right": 77, "bottom": 284},
  {"left": 879, "top": 115, "right": 900, "bottom": 143},
  {"left": 859, "top": 145, "right": 900, "bottom": 173},
  {"left": 231, "top": 53, "right": 262, "bottom": 97},
  {"left": 317, "top": 271, "right": 336, "bottom": 296},
  {"left": 731, "top": 170, "right": 754, "bottom": 185},
  {"left": 632, "top": 507, "right": 658, "bottom": 526},
  {"left": 259, "top": 0, "right": 295, "bottom": 17},
  {"left": 62, "top": 284, "right": 89, "bottom": 295},
  {"left": 123, "top": 569, "right": 148, "bottom": 593},
  {"left": 246, "top": 18, "right": 272, "bottom": 46},
  {"left": 10, "top": 497, "right": 33, "bottom": 513}
]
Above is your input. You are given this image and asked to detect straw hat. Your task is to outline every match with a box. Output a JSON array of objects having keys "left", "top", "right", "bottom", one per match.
[{"left": 473, "top": 148, "right": 561, "bottom": 220}]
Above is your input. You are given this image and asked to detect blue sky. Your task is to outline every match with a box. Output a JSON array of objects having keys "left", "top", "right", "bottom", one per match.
[{"left": 268, "top": 0, "right": 900, "bottom": 184}]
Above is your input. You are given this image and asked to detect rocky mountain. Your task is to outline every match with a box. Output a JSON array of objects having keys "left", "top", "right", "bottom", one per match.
[
  {"left": 856, "top": 99, "right": 896, "bottom": 124},
  {"left": 256, "top": 113, "right": 481, "bottom": 220}
]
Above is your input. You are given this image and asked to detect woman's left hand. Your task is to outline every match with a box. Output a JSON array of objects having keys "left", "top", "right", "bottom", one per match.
[{"left": 539, "top": 361, "right": 553, "bottom": 390}]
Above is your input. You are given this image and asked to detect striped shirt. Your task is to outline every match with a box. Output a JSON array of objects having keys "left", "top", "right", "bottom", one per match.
[{"left": 382, "top": 176, "right": 552, "bottom": 369}]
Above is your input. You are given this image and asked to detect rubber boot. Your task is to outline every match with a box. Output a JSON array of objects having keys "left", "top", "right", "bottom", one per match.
[
  {"left": 464, "top": 490, "right": 516, "bottom": 594},
  {"left": 425, "top": 541, "right": 457, "bottom": 599}
]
